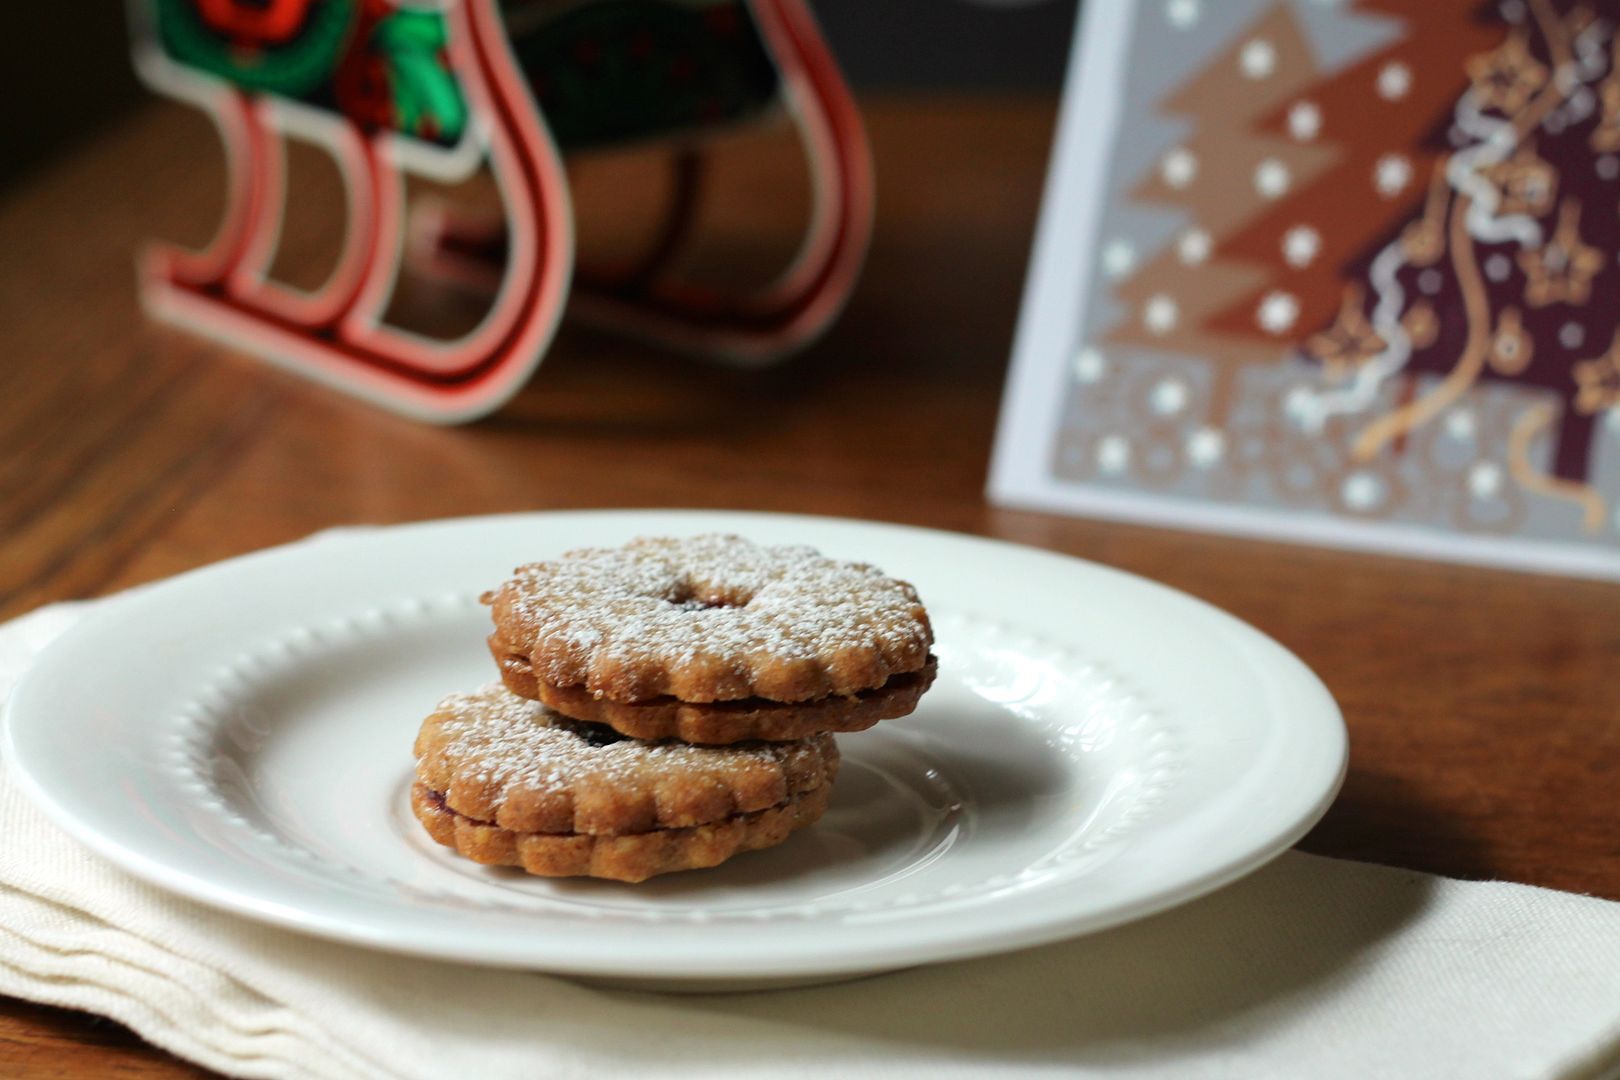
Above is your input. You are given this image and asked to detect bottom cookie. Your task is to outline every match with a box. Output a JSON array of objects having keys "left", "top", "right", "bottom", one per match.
[{"left": 411, "top": 780, "right": 834, "bottom": 883}]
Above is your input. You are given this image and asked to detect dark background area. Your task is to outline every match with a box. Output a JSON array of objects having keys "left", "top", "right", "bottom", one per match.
[{"left": 0, "top": 1, "right": 1078, "bottom": 191}]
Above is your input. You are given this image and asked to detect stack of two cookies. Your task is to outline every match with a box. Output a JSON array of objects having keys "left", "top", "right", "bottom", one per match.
[{"left": 411, "top": 535, "right": 937, "bottom": 882}]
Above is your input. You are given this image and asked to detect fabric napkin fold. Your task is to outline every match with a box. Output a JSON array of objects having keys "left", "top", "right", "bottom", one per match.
[{"left": 3, "top": 602, "right": 1620, "bottom": 1080}]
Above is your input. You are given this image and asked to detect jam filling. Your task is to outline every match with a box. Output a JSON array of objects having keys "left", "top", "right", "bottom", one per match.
[
  {"left": 665, "top": 587, "right": 744, "bottom": 611},
  {"left": 570, "top": 720, "right": 628, "bottom": 747}
]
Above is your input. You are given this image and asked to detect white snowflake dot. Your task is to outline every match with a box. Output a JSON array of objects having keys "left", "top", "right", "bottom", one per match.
[
  {"left": 1288, "top": 101, "right": 1322, "bottom": 142},
  {"left": 1598, "top": 156, "right": 1620, "bottom": 181},
  {"left": 1485, "top": 253, "right": 1514, "bottom": 282},
  {"left": 1150, "top": 377, "right": 1190, "bottom": 416},
  {"left": 1285, "top": 385, "right": 1325, "bottom": 432},
  {"left": 1073, "top": 346, "right": 1108, "bottom": 384},
  {"left": 1419, "top": 269, "right": 1444, "bottom": 295},
  {"left": 1445, "top": 409, "right": 1476, "bottom": 440},
  {"left": 1342, "top": 472, "right": 1384, "bottom": 511},
  {"left": 1559, "top": 322, "right": 1585, "bottom": 350},
  {"left": 1377, "top": 61, "right": 1412, "bottom": 101},
  {"left": 1468, "top": 461, "right": 1504, "bottom": 498},
  {"left": 1240, "top": 38, "right": 1277, "bottom": 79},
  {"left": 1255, "top": 158, "right": 1292, "bottom": 199},
  {"left": 1165, "top": 0, "right": 1200, "bottom": 28},
  {"left": 1161, "top": 147, "right": 1198, "bottom": 189},
  {"left": 1097, "top": 435, "right": 1131, "bottom": 474},
  {"left": 1257, "top": 291, "right": 1300, "bottom": 335},
  {"left": 1186, "top": 427, "right": 1225, "bottom": 467},
  {"left": 1282, "top": 225, "right": 1321, "bottom": 268},
  {"left": 1374, "top": 154, "right": 1413, "bottom": 198},
  {"left": 1143, "top": 294, "right": 1180, "bottom": 335},
  {"left": 1178, "top": 228, "right": 1213, "bottom": 265},
  {"left": 1499, "top": 0, "right": 1526, "bottom": 21},
  {"left": 1102, "top": 239, "right": 1137, "bottom": 279}
]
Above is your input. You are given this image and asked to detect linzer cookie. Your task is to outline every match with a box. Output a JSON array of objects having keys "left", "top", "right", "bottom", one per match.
[
  {"left": 412, "top": 684, "right": 839, "bottom": 882},
  {"left": 483, "top": 534, "right": 936, "bottom": 743}
]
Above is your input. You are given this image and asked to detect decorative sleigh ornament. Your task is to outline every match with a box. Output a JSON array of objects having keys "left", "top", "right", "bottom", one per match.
[{"left": 130, "top": 0, "right": 872, "bottom": 422}]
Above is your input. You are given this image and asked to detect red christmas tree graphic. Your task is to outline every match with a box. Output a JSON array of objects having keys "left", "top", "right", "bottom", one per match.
[
  {"left": 1200, "top": 0, "right": 1503, "bottom": 349},
  {"left": 1107, "top": 2, "right": 1339, "bottom": 423}
]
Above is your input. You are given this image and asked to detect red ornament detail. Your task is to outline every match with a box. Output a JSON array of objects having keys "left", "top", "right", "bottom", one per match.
[
  {"left": 196, "top": 0, "right": 319, "bottom": 46},
  {"left": 333, "top": 0, "right": 396, "bottom": 133}
]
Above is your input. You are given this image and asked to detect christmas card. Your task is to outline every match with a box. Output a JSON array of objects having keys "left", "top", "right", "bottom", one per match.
[{"left": 991, "top": 0, "right": 1620, "bottom": 580}]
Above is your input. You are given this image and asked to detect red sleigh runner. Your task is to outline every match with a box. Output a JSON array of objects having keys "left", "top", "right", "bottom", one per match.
[{"left": 130, "top": 0, "right": 872, "bottom": 422}]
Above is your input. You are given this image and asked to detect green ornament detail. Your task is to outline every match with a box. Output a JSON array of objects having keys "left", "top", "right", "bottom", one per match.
[
  {"left": 153, "top": 0, "right": 357, "bottom": 98},
  {"left": 374, "top": 11, "right": 467, "bottom": 142}
]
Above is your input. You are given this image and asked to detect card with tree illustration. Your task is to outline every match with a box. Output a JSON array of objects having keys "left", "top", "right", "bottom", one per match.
[{"left": 992, "top": 0, "right": 1620, "bottom": 579}]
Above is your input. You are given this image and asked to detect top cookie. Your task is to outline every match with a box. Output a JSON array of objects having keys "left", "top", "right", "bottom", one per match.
[{"left": 484, "top": 534, "right": 933, "bottom": 703}]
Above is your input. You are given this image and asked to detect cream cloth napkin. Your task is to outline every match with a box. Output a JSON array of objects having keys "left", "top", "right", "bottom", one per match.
[{"left": 4, "top": 603, "right": 1620, "bottom": 1080}]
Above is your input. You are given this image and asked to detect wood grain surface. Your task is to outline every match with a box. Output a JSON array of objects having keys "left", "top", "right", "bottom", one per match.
[{"left": 1, "top": 97, "right": 1617, "bottom": 1078}]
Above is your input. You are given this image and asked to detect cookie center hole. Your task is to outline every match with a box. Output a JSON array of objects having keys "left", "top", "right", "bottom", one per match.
[{"left": 666, "top": 579, "right": 751, "bottom": 610}]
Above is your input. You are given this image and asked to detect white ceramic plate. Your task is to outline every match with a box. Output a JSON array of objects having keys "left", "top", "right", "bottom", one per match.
[{"left": 5, "top": 511, "right": 1345, "bottom": 987}]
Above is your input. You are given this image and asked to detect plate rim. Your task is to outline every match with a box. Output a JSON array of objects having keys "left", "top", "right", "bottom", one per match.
[{"left": 3, "top": 509, "right": 1348, "bottom": 978}]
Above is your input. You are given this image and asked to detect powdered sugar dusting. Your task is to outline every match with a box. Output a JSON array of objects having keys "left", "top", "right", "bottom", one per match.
[{"left": 428, "top": 684, "right": 822, "bottom": 807}]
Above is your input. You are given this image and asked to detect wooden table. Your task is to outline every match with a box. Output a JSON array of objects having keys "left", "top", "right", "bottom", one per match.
[{"left": 2, "top": 96, "right": 1617, "bottom": 1078}]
